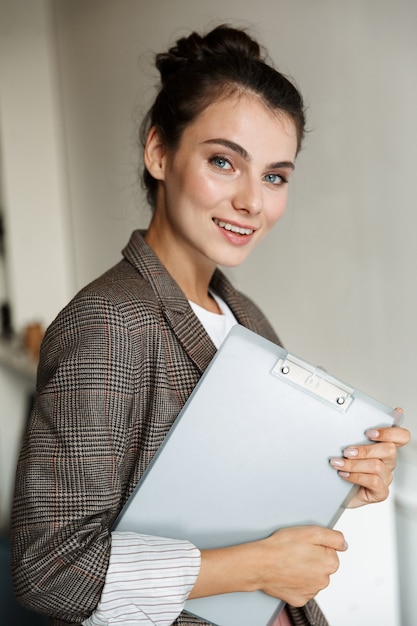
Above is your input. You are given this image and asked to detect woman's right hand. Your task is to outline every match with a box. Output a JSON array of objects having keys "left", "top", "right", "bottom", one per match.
[
  {"left": 253, "top": 525, "right": 347, "bottom": 606},
  {"left": 189, "top": 525, "right": 347, "bottom": 607}
]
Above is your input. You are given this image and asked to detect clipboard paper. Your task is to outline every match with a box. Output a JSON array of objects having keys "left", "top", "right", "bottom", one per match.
[{"left": 114, "top": 325, "right": 402, "bottom": 626}]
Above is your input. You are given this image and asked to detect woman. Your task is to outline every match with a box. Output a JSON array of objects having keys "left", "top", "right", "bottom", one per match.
[{"left": 11, "top": 24, "right": 410, "bottom": 626}]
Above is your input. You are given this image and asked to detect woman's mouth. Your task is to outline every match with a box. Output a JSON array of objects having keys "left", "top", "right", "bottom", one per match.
[{"left": 213, "top": 218, "right": 254, "bottom": 236}]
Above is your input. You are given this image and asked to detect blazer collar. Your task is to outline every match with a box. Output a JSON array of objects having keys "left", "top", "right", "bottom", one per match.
[{"left": 122, "top": 230, "right": 261, "bottom": 373}]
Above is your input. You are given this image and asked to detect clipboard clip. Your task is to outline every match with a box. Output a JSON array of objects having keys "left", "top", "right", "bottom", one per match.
[{"left": 271, "top": 354, "right": 354, "bottom": 412}]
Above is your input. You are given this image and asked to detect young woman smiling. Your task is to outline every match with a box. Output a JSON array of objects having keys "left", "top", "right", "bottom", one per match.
[{"left": 12, "top": 24, "right": 410, "bottom": 626}]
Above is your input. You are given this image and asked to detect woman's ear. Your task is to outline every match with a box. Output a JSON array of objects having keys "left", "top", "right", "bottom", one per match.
[{"left": 144, "top": 126, "right": 168, "bottom": 181}]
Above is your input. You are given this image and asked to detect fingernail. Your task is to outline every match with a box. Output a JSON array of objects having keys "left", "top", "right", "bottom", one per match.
[
  {"left": 344, "top": 447, "right": 358, "bottom": 458},
  {"left": 330, "top": 458, "right": 345, "bottom": 468},
  {"left": 366, "top": 429, "right": 380, "bottom": 439},
  {"left": 343, "top": 541, "right": 349, "bottom": 550},
  {"left": 339, "top": 471, "right": 350, "bottom": 478}
]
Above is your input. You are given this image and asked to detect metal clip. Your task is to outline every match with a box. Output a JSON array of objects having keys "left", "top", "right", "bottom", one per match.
[{"left": 271, "top": 354, "right": 354, "bottom": 411}]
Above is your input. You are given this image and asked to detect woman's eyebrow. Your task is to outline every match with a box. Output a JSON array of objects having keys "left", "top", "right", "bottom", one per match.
[
  {"left": 203, "top": 138, "right": 250, "bottom": 160},
  {"left": 202, "top": 138, "right": 295, "bottom": 170}
]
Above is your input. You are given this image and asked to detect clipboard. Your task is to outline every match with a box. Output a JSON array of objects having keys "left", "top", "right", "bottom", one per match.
[{"left": 114, "top": 324, "right": 402, "bottom": 626}]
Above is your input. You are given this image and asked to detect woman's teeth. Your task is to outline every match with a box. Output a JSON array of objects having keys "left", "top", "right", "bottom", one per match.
[{"left": 214, "top": 219, "right": 254, "bottom": 235}]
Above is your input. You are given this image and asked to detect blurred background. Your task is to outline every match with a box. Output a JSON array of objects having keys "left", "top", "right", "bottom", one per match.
[{"left": 0, "top": 1, "right": 416, "bottom": 624}]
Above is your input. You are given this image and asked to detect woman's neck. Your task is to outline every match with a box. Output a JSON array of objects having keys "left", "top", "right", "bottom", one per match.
[{"left": 144, "top": 225, "right": 220, "bottom": 313}]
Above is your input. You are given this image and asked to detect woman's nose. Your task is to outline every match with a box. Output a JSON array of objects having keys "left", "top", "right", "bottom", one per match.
[{"left": 232, "top": 175, "right": 262, "bottom": 214}]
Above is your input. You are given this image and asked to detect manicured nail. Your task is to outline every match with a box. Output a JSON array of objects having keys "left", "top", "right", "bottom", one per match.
[
  {"left": 366, "top": 429, "right": 380, "bottom": 439},
  {"left": 344, "top": 447, "right": 358, "bottom": 458},
  {"left": 330, "top": 458, "right": 345, "bottom": 468},
  {"left": 338, "top": 471, "right": 350, "bottom": 478}
]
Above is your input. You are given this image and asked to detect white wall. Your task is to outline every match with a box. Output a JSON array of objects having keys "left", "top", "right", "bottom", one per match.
[{"left": 0, "top": 0, "right": 74, "bottom": 331}]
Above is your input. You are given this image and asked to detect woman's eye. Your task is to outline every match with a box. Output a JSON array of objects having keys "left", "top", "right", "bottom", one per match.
[
  {"left": 264, "top": 173, "right": 287, "bottom": 186},
  {"left": 210, "top": 156, "right": 232, "bottom": 170}
]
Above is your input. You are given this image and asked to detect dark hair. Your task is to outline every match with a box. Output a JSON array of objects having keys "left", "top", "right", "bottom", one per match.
[{"left": 141, "top": 24, "right": 306, "bottom": 208}]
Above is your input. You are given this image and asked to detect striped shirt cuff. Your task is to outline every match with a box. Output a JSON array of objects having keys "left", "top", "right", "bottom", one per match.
[{"left": 82, "top": 531, "right": 201, "bottom": 625}]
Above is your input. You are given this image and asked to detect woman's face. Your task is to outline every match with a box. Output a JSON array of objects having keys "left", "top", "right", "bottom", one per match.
[{"left": 145, "top": 94, "right": 298, "bottom": 273}]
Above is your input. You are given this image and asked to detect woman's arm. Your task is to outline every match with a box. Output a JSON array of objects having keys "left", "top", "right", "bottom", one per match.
[
  {"left": 190, "top": 525, "right": 347, "bottom": 608},
  {"left": 11, "top": 294, "right": 137, "bottom": 622},
  {"left": 82, "top": 532, "right": 201, "bottom": 626}
]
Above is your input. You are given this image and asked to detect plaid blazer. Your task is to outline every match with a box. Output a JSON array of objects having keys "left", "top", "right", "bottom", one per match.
[{"left": 11, "top": 230, "right": 329, "bottom": 626}]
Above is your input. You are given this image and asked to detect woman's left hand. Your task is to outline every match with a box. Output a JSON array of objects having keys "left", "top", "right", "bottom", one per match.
[{"left": 330, "top": 410, "right": 411, "bottom": 508}]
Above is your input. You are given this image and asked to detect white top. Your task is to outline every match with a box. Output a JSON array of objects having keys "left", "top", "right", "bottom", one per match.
[
  {"left": 189, "top": 292, "right": 238, "bottom": 348},
  {"left": 83, "top": 295, "right": 237, "bottom": 625}
]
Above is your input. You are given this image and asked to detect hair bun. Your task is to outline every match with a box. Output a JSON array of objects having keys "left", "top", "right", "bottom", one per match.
[{"left": 156, "top": 25, "right": 263, "bottom": 84}]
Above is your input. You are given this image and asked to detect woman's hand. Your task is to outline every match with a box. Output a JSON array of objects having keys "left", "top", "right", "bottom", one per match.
[
  {"left": 330, "top": 410, "right": 411, "bottom": 508},
  {"left": 190, "top": 525, "right": 347, "bottom": 607},
  {"left": 251, "top": 526, "right": 347, "bottom": 606}
]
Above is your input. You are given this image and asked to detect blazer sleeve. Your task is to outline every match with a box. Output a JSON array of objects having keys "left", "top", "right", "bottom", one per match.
[{"left": 11, "top": 292, "right": 139, "bottom": 623}]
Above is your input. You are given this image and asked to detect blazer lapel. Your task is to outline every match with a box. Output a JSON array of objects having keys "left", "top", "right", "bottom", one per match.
[
  {"left": 122, "top": 230, "right": 217, "bottom": 373},
  {"left": 210, "top": 268, "right": 256, "bottom": 329}
]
